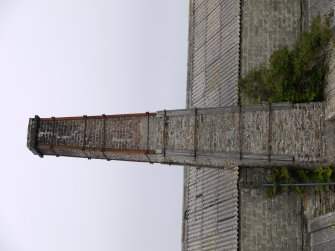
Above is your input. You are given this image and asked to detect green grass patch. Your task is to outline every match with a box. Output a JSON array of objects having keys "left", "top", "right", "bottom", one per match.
[{"left": 266, "top": 166, "right": 335, "bottom": 198}]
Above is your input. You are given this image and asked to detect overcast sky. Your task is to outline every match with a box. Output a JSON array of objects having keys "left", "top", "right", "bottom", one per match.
[{"left": 0, "top": 1, "right": 188, "bottom": 250}]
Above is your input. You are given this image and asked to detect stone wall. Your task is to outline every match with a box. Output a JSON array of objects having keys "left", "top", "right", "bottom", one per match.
[
  {"left": 239, "top": 167, "right": 303, "bottom": 251},
  {"left": 238, "top": 167, "right": 335, "bottom": 251},
  {"left": 324, "top": 45, "right": 335, "bottom": 120},
  {"left": 240, "top": 0, "right": 304, "bottom": 76},
  {"left": 302, "top": 187, "right": 335, "bottom": 250},
  {"left": 238, "top": 1, "right": 317, "bottom": 250},
  {"left": 310, "top": 0, "right": 335, "bottom": 121}
]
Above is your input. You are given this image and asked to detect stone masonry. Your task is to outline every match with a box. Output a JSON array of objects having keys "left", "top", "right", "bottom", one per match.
[
  {"left": 239, "top": 167, "right": 303, "bottom": 250},
  {"left": 237, "top": 0, "right": 335, "bottom": 250},
  {"left": 28, "top": 102, "right": 335, "bottom": 169},
  {"left": 240, "top": 0, "right": 306, "bottom": 77}
]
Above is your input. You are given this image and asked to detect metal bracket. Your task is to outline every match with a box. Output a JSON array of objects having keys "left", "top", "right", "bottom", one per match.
[
  {"left": 101, "top": 114, "right": 110, "bottom": 161},
  {"left": 50, "top": 117, "right": 58, "bottom": 157}
]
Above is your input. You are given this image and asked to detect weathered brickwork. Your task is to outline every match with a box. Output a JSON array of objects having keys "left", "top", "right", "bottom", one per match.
[
  {"left": 28, "top": 114, "right": 158, "bottom": 162},
  {"left": 38, "top": 119, "right": 85, "bottom": 147}
]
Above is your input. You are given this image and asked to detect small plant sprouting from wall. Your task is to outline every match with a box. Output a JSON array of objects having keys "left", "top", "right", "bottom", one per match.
[
  {"left": 266, "top": 166, "right": 335, "bottom": 198},
  {"left": 239, "top": 15, "right": 333, "bottom": 104}
]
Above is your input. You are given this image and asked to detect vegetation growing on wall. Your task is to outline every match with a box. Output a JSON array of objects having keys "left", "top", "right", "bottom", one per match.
[
  {"left": 266, "top": 166, "right": 335, "bottom": 198},
  {"left": 239, "top": 15, "right": 333, "bottom": 104}
]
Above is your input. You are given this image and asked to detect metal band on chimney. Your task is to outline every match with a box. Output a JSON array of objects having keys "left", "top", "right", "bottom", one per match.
[
  {"left": 146, "top": 112, "right": 153, "bottom": 164},
  {"left": 163, "top": 109, "right": 167, "bottom": 157},
  {"left": 50, "top": 117, "right": 59, "bottom": 157},
  {"left": 101, "top": 114, "right": 110, "bottom": 161},
  {"left": 37, "top": 145, "right": 155, "bottom": 155},
  {"left": 82, "top": 115, "right": 89, "bottom": 159}
]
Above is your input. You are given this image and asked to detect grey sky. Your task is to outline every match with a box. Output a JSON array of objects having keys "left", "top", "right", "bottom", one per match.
[{"left": 0, "top": 1, "right": 188, "bottom": 250}]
